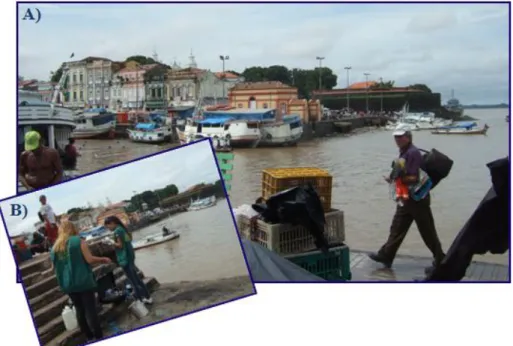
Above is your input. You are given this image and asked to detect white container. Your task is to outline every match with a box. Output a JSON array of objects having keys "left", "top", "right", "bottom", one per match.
[
  {"left": 62, "top": 305, "right": 78, "bottom": 331},
  {"left": 128, "top": 300, "right": 149, "bottom": 319}
]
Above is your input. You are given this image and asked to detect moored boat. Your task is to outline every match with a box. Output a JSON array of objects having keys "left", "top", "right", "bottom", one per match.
[
  {"left": 431, "top": 122, "right": 489, "bottom": 135},
  {"left": 188, "top": 195, "right": 217, "bottom": 211},
  {"left": 18, "top": 90, "right": 76, "bottom": 154},
  {"left": 258, "top": 114, "right": 303, "bottom": 147},
  {"left": 127, "top": 112, "right": 173, "bottom": 143},
  {"left": 72, "top": 108, "right": 117, "bottom": 139}
]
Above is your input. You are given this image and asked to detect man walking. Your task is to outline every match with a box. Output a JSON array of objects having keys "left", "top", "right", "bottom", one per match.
[{"left": 369, "top": 130, "right": 445, "bottom": 271}]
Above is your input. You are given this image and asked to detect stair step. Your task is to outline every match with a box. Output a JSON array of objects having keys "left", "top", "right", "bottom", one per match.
[
  {"left": 19, "top": 254, "right": 51, "bottom": 279},
  {"left": 29, "top": 267, "right": 127, "bottom": 311},
  {"left": 42, "top": 277, "right": 157, "bottom": 346}
]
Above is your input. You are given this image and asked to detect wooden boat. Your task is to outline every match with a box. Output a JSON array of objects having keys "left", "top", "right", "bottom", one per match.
[
  {"left": 431, "top": 122, "right": 489, "bottom": 135},
  {"left": 132, "top": 231, "right": 180, "bottom": 250}
]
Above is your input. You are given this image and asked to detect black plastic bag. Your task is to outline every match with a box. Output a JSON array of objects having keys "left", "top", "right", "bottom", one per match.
[
  {"left": 419, "top": 148, "right": 454, "bottom": 190},
  {"left": 424, "top": 157, "right": 509, "bottom": 281},
  {"left": 251, "top": 183, "right": 329, "bottom": 253}
]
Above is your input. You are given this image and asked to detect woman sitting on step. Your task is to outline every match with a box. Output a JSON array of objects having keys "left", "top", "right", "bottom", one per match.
[
  {"left": 51, "top": 221, "right": 112, "bottom": 342},
  {"left": 104, "top": 216, "right": 153, "bottom": 305}
]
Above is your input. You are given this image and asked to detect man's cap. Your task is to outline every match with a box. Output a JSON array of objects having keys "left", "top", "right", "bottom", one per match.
[
  {"left": 393, "top": 129, "right": 411, "bottom": 137},
  {"left": 25, "top": 131, "right": 41, "bottom": 151}
]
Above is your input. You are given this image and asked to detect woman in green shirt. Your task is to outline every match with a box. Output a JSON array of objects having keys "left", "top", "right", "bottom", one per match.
[
  {"left": 104, "top": 216, "right": 153, "bottom": 304},
  {"left": 51, "top": 221, "right": 112, "bottom": 341}
]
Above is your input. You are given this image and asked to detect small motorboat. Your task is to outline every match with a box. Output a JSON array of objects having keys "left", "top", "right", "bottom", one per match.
[
  {"left": 431, "top": 122, "right": 489, "bottom": 135},
  {"left": 132, "top": 230, "right": 180, "bottom": 250}
]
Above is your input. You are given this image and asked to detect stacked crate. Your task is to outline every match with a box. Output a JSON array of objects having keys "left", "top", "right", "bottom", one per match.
[
  {"left": 261, "top": 167, "right": 333, "bottom": 211},
  {"left": 238, "top": 167, "right": 351, "bottom": 281},
  {"left": 216, "top": 151, "right": 234, "bottom": 192}
]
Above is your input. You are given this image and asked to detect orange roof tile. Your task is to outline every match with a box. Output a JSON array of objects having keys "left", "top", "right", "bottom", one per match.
[
  {"left": 231, "top": 81, "right": 296, "bottom": 91},
  {"left": 348, "top": 81, "right": 377, "bottom": 89},
  {"left": 214, "top": 72, "right": 240, "bottom": 79}
]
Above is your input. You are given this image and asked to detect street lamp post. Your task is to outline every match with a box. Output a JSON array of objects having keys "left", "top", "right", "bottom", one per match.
[
  {"left": 364, "top": 72, "right": 370, "bottom": 113},
  {"left": 379, "top": 77, "right": 384, "bottom": 113},
  {"left": 316, "top": 56, "right": 325, "bottom": 90},
  {"left": 219, "top": 55, "right": 229, "bottom": 100},
  {"left": 344, "top": 66, "right": 352, "bottom": 110}
]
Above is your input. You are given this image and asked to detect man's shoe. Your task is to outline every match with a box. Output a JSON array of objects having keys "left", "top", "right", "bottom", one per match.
[{"left": 368, "top": 252, "right": 392, "bottom": 268}]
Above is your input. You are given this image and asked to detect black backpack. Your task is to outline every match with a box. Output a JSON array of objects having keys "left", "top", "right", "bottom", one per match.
[{"left": 419, "top": 148, "right": 454, "bottom": 190}]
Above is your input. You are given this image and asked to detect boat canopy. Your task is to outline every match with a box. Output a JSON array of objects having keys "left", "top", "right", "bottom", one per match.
[
  {"left": 282, "top": 114, "right": 302, "bottom": 124},
  {"left": 135, "top": 122, "right": 157, "bottom": 130},
  {"left": 203, "top": 109, "right": 276, "bottom": 121},
  {"left": 439, "top": 121, "right": 477, "bottom": 129},
  {"left": 199, "top": 117, "right": 232, "bottom": 125}
]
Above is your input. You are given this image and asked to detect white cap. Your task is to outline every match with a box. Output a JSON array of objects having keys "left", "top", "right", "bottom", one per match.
[{"left": 393, "top": 129, "right": 407, "bottom": 136}]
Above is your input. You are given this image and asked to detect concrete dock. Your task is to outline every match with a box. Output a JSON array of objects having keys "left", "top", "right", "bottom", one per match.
[{"left": 349, "top": 250, "right": 509, "bottom": 282}]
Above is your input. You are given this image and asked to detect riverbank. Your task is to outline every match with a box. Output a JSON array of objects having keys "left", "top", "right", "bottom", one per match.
[
  {"left": 54, "top": 276, "right": 255, "bottom": 346},
  {"left": 113, "top": 276, "right": 255, "bottom": 332}
]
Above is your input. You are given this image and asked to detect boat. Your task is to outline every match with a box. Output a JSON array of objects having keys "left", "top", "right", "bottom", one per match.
[
  {"left": 127, "top": 113, "right": 173, "bottom": 144},
  {"left": 18, "top": 90, "right": 76, "bottom": 155},
  {"left": 431, "top": 122, "right": 489, "bottom": 135},
  {"left": 188, "top": 195, "right": 217, "bottom": 211},
  {"left": 444, "top": 89, "right": 464, "bottom": 117},
  {"left": 506, "top": 115, "right": 509, "bottom": 123},
  {"left": 258, "top": 115, "right": 303, "bottom": 147},
  {"left": 177, "top": 110, "right": 265, "bottom": 148},
  {"left": 132, "top": 231, "right": 180, "bottom": 250},
  {"left": 178, "top": 109, "right": 303, "bottom": 148},
  {"left": 72, "top": 108, "right": 117, "bottom": 139}
]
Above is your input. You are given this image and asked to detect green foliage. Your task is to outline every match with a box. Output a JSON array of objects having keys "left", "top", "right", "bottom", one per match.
[
  {"left": 128, "top": 184, "right": 180, "bottom": 211},
  {"left": 66, "top": 207, "right": 92, "bottom": 215},
  {"left": 407, "top": 84, "right": 432, "bottom": 93},
  {"left": 50, "top": 67, "right": 63, "bottom": 83},
  {"left": 371, "top": 80, "right": 395, "bottom": 89},
  {"left": 240, "top": 65, "right": 338, "bottom": 98}
]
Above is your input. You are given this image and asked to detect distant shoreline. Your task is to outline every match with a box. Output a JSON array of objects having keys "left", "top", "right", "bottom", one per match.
[{"left": 461, "top": 104, "right": 509, "bottom": 109}]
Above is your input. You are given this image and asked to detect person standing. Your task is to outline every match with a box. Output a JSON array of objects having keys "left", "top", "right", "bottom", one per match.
[
  {"left": 369, "top": 130, "right": 445, "bottom": 271},
  {"left": 19, "top": 131, "right": 63, "bottom": 190},
  {"left": 51, "top": 221, "right": 111, "bottom": 342},
  {"left": 104, "top": 216, "right": 153, "bottom": 304},
  {"left": 39, "top": 195, "right": 59, "bottom": 246},
  {"left": 63, "top": 138, "right": 80, "bottom": 170}
]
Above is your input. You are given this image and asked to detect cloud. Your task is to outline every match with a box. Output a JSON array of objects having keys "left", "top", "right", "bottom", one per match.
[
  {"left": 1, "top": 140, "right": 220, "bottom": 236},
  {"left": 18, "top": 3, "right": 509, "bottom": 104}
]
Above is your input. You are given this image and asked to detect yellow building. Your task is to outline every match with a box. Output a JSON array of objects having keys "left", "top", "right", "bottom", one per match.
[{"left": 228, "top": 81, "right": 321, "bottom": 123}]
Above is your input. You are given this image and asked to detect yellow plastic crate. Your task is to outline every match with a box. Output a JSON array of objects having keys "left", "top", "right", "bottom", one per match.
[{"left": 261, "top": 167, "right": 333, "bottom": 211}]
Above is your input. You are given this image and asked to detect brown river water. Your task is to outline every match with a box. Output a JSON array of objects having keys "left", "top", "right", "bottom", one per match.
[
  {"left": 74, "top": 109, "right": 510, "bottom": 267},
  {"left": 130, "top": 199, "right": 250, "bottom": 284}
]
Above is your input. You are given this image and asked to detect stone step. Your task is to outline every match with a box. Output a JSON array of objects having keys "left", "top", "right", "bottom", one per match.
[
  {"left": 32, "top": 267, "right": 138, "bottom": 328},
  {"left": 19, "top": 254, "right": 51, "bottom": 279},
  {"left": 41, "top": 276, "right": 158, "bottom": 346},
  {"left": 26, "top": 263, "right": 117, "bottom": 300},
  {"left": 29, "top": 267, "right": 128, "bottom": 312},
  {"left": 24, "top": 268, "right": 55, "bottom": 287},
  {"left": 20, "top": 240, "right": 117, "bottom": 281}
]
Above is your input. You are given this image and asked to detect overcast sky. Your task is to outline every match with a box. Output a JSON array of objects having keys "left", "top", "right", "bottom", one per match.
[
  {"left": 1, "top": 140, "right": 219, "bottom": 236},
  {"left": 18, "top": 3, "right": 509, "bottom": 104}
]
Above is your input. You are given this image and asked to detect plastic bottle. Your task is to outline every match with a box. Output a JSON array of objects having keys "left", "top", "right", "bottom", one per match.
[{"left": 62, "top": 305, "right": 78, "bottom": 331}]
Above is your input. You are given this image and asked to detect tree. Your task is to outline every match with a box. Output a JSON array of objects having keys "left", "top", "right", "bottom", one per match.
[
  {"left": 371, "top": 80, "right": 395, "bottom": 89},
  {"left": 50, "top": 66, "right": 63, "bottom": 83},
  {"left": 240, "top": 65, "right": 338, "bottom": 98},
  {"left": 408, "top": 84, "right": 432, "bottom": 93}
]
